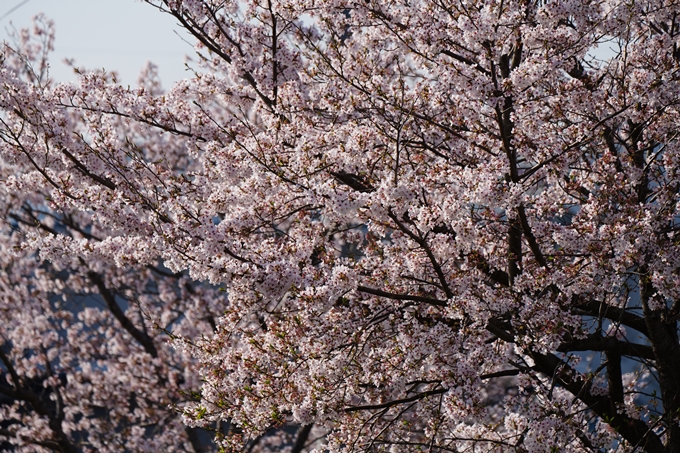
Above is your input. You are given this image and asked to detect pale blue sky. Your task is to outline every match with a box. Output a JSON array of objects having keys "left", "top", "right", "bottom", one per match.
[
  {"left": 0, "top": 0, "right": 195, "bottom": 86},
  {"left": 1, "top": 1, "right": 616, "bottom": 88}
]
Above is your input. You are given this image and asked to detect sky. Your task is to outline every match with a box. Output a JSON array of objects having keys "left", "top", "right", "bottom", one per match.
[
  {"left": 0, "top": 0, "right": 196, "bottom": 87},
  {"left": 0, "top": 1, "right": 617, "bottom": 88}
]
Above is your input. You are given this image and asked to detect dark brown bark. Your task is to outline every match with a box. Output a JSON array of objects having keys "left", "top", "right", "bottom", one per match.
[{"left": 88, "top": 271, "right": 159, "bottom": 358}]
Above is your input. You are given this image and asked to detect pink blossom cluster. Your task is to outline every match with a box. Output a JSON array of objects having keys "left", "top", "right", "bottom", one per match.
[{"left": 2, "top": 0, "right": 680, "bottom": 452}]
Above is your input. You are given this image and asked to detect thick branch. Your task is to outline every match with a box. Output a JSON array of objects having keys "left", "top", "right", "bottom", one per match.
[
  {"left": 469, "top": 252, "right": 510, "bottom": 286},
  {"left": 440, "top": 50, "right": 490, "bottom": 76},
  {"left": 331, "top": 171, "right": 374, "bottom": 192},
  {"left": 479, "top": 320, "right": 664, "bottom": 451},
  {"left": 344, "top": 388, "right": 447, "bottom": 412},
  {"left": 507, "top": 215, "right": 522, "bottom": 284},
  {"left": 557, "top": 334, "right": 655, "bottom": 360},
  {"left": 185, "top": 427, "right": 207, "bottom": 453},
  {"left": 517, "top": 206, "right": 548, "bottom": 268},
  {"left": 530, "top": 351, "right": 665, "bottom": 453},
  {"left": 388, "top": 210, "right": 454, "bottom": 298},
  {"left": 571, "top": 297, "right": 649, "bottom": 337},
  {"left": 357, "top": 286, "right": 446, "bottom": 307},
  {"left": 640, "top": 273, "right": 680, "bottom": 451},
  {"left": 60, "top": 147, "right": 116, "bottom": 190},
  {"left": 88, "top": 271, "right": 158, "bottom": 358},
  {"left": 0, "top": 349, "right": 76, "bottom": 453},
  {"left": 606, "top": 351, "right": 624, "bottom": 414},
  {"left": 291, "top": 424, "right": 313, "bottom": 453}
]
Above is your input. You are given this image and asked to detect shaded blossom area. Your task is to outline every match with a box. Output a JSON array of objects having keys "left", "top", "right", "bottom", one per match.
[{"left": 2, "top": 1, "right": 680, "bottom": 452}]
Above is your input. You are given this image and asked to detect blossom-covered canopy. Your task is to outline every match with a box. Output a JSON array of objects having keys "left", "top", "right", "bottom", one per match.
[{"left": 1, "top": 0, "right": 680, "bottom": 452}]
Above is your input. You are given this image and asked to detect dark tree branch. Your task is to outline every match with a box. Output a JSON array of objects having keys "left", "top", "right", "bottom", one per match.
[
  {"left": 529, "top": 350, "right": 665, "bottom": 453},
  {"left": 0, "top": 348, "right": 77, "bottom": 453},
  {"left": 387, "top": 210, "right": 454, "bottom": 298},
  {"left": 331, "top": 171, "right": 375, "bottom": 193},
  {"left": 468, "top": 251, "right": 510, "bottom": 287},
  {"left": 59, "top": 147, "right": 116, "bottom": 190},
  {"left": 557, "top": 334, "right": 655, "bottom": 360},
  {"left": 571, "top": 296, "right": 649, "bottom": 337},
  {"left": 517, "top": 205, "right": 548, "bottom": 268},
  {"left": 440, "top": 49, "right": 490, "bottom": 76},
  {"left": 88, "top": 271, "right": 159, "bottom": 358},
  {"left": 344, "top": 388, "right": 447, "bottom": 412},
  {"left": 357, "top": 286, "right": 446, "bottom": 307},
  {"left": 606, "top": 351, "right": 624, "bottom": 414},
  {"left": 291, "top": 424, "right": 313, "bottom": 453}
]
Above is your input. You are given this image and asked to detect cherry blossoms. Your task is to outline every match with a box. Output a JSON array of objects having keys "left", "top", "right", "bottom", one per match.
[{"left": 2, "top": 0, "right": 680, "bottom": 451}]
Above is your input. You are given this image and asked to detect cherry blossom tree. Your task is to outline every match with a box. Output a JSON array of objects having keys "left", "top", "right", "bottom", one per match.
[
  {"left": 0, "top": 16, "right": 230, "bottom": 453},
  {"left": 2, "top": 0, "right": 680, "bottom": 451}
]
